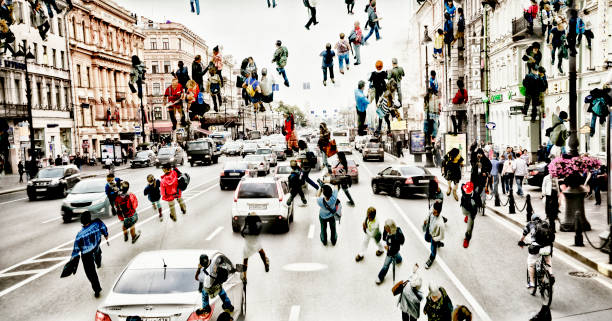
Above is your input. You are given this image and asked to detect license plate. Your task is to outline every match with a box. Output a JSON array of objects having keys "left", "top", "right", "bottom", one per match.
[
  {"left": 141, "top": 318, "right": 170, "bottom": 321},
  {"left": 73, "top": 208, "right": 86, "bottom": 214},
  {"left": 229, "top": 173, "right": 240, "bottom": 176},
  {"left": 419, "top": 180, "right": 429, "bottom": 183},
  {"left": 37, "top": 187, "right": 46, "bottom": 191},
  {"left": 248, "top": 204, "right": 267, "bottom": 210}
]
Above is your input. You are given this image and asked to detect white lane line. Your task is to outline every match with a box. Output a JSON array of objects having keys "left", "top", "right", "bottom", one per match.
[
  {"left": 29, "top": 257, "right": 68, "bottom": 263},
  {"left": 53, "top": 247, "right": 73, "bottom": 252},
  {"left": 206, "top": 226, "right": 224, "bottom": 241},
  {"left": 307, "top": 224, "right": 314, "bottom": 239},
  {"left": 0, "top": 270, "right": 46, "bottom": 277},
  {"left": 41, "top": 216, "right": 62, "bottom": 224},
  {"left": 0, "top": 179, "right": 220, "bottom": 298},
  {"left": 0, "top": 197, "right": 28, "bottom": 205},
  {"left": 288, "top": 305, "right": 301, "bottom": 321}
]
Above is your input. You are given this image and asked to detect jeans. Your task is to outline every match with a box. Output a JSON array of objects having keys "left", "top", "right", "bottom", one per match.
[
  {"left": 378, "top": 253, "right": 402, "bottom": 281},
  {"left": 338, "top": 53, "right": 350, "bottom": 71},
  {"left": 319, "top": 216, "right": 337, "bottom": 245},
  {"left": 277, "top": 67, "right": 289, "bottom": 86},
  {"left": 515, "top": 175, "right": 524, "bottom": 196},
  {"left": 287, "top": 189, "right": 306, "bottom": 205},
  {"left": 267, "top": 0, "right": 276, "bottom": 7},
  {"left": 523, "top": 95, "right": 540, "bottom": 119},
  {"left": 504, "top": 173, "right": 514, "bottom": 193},
  {"left": 364, "top": 24, "right": 380, "bottom": 43},
  {"left": 378, "top": 114, "right": 390, "bottom": 132},
  {"left": 492, "top": 174, "right": 500, "bottom": 195},
  {"left": 202, "top": 288, "right": 232, "bottom": 310},
  {"left": 429, "top": 240, "right": 441, "bottom": 261},
  {"left": 305, "top": 7, "right": 317, "bottom": 28},
  {"left": 463, "top": 208, "right": 476, "bottom": 240},
  {"left": 81, "top": 250, "right": 102, "bottom": 293},
  {"left": 322, "top": 64, "right": 334, "bottom": 81},
  {"left": 320, "top": 152, "right": 330, "bottom": 171},
  {"left": 357, "top": 110, "right": 366, "bottom": 135},
  {"left": 302, "top": 170, "right": 319, "bottom": 190},
  {"left": 190, "top": 0, "right": 200, "bottom": 14},
  {"left": 353, "top": 43, "right": 361, "bottom": 64}
]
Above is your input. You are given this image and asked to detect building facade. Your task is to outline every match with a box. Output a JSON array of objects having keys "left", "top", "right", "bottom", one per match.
[
  {"left": 1, "top": 0, "right": 73, "bottom": 172},
  {"left": 68, "top": 0, "right": 144, "bottom": 158}
]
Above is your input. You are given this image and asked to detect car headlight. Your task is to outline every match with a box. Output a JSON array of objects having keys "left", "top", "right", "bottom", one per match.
[
  {"left": 170, "top": 157, "right": 175, "bottom": 162},
  {"left": 62, "top": 200, "right": 70, "bottom": 206},
  {"left": 91, "top": 198, "right": 105, "bottom": 206},
  {"left": 50, "top": 178, "right": 61, "bottom": 185},
  {"left": 27, "top": 181, "right": 33, "bottom": 186}
]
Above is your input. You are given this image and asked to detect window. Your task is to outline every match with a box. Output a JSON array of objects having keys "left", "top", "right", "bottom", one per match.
[
  {"left": 33, "top": 43, "right": 38, "bottom": 63},
  {"left": 46, "top": 84, "right": 51, "bottom": 108},
  {"left": 76, "top": 65, "right": 82, "bottom": 87},
  {"left": 58, "top": 18, "right": 63, "bottom": 37},
  {"left": 86, "top": 67, "right": 91, "bottom": 88},
  {"left": 154, "top": 106, "right": 162, "bottom": 120},
  {"left": 72, "top": 18, "right": 76, "bottom": 39},
  {"left": 162, "top": 38, "right": 169, "bottom": 50},
  {"left": 64, "top": 86, "right": 70, "bottom": 107},
  {"left": 178, "top": 39, "right": 182, "bottom": 50},
  {"left": 152, "top": 83, "right": 161, "bottom": 95},
  {"left": 150, "top": 38, "right": 157, "bottom": 49},
  {"left": 151, "top": 61, "right": 158, "bottom": 74},
  {"left": 163, "top": 61, "right": 171, "bottom": 73},
  {"left": 37, "top": 82, "right": 42, "bottom": 107},
  {"left": 60, "top": 51, "right": 65, "bottom": 69},
  {"left": 42, "top": 45, "right": 48, "bottom": 65},
  {"left": 0, "top": 77, "right": 4, "bottom": 103},
  {"left": 52, "top": 49, "right": 56, "bottom": 68},
  {"left": 82, "top": 23, "right": 86, "bottom": 43},
  {"left": 14, "top": 79, "right": 20, "bottom": 104},
  {"left": 55, "top": 85, "right": 60, "bottom": 108}
]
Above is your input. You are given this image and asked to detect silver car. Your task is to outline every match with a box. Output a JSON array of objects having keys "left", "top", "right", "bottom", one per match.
[
  {"left": 96, "top": 250, "right": 245, "bottom": 321},
  {"left": 60, "top": 178, "right": 110, "bottom": 223},
  {"left": 243, "top": 154, "right": 270, "bottom": 176},
  {"left": 256, "top": 147, "right": 277, "bottom": 167}
]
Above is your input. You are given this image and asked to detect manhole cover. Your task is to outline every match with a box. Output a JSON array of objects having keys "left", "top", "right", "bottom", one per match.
[{"left": 568, "top": 271, "right": 597, "bottom": 278}]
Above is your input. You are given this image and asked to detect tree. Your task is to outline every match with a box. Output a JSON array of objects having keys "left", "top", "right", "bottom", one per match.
[{"left": 276, "top": 101, "right": 307, "bottom": 127}]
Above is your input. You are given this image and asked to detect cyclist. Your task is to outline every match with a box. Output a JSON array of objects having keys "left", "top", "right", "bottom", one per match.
[{"left": 518, "top": 212, "right": 555, "bottom": 290}]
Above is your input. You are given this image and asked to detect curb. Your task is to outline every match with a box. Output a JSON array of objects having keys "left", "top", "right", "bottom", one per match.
[{"left": 0, "top": 166, "right": 130, "bottom": 196}]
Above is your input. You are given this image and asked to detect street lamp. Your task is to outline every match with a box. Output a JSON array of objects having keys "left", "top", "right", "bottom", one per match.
[
  {"left": 422, "top": 26, "right": 435, "bottom": 168},
  {"left": 15, "top": 45, "right": 37, "bottom": 175}
]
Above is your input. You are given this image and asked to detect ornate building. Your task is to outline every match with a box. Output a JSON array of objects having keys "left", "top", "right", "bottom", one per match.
[{"left": 68, "top": 0, "right": 144, "bottom": 157}]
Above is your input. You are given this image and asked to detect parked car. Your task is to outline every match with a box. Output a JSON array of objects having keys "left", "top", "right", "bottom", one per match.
[
  {"left": 222, "top": 142, "right": 241, "bottom": 156},
  {"left": 331, "top": 159, "right": 359, "bottom": 184},
  {"left": 130, "top": 150, "right": 156, "bottom": 168},
  {"left": 241, "top": 142, "right": 258, "bottom": 157},
  {"left": 527, "top": 162, "right": 548, "bottom": 187},
  {"left": 155, "top": 146, "right": 184, "bottom": 167},
  {"left": 355, "top": 135, "right": 370, "bottom": 152},
  {"left": 256, "top": 148, "right": 277, "bottom": 167},
  {"left": 272, "top": 145, "right": 287, "bottom": 161},
  {"left": 186, "top": 139, "right": 219, "bottom": 166},
  {"left": 371, "top": 165, "right": 435, "bottom": 198},
  {"left": 243, "top": 154, "right": 270, "bottom": 176},
  {"left": 27, "top": 165, "right": 81, "bottom": 200},
  {"left": 220, "top": 161, "right": 248, "bottom": 190},
  {"left": 61, "top": 179, "right": 110, "bottom": 223},
  {"left": 231, "top": 177, "right": 293, "bottom": 232},
  {"left": 95, "top": 250, "right": 245, "bottom": 321},
  {"left": 362, "top": 142, "right": 384, "bottom": 161}
]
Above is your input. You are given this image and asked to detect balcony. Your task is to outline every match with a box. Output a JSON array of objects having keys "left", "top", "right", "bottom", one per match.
[
  {"left": 0, "top": 102, "right": 28, "bottom": 119},
  {"left": 511, "top": 17, "right": 542, "bottom": 42}
]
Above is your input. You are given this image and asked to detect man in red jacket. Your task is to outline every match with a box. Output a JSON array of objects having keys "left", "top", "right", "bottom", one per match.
[
  {"left": 161, "top": 163, "right": 186, "bottom": 221},
  {"left": 451, "top": 79, "right": 468, "bottom": 135},
  {"left": 115, "top": 181, "right": 141, "bottom": 244}
]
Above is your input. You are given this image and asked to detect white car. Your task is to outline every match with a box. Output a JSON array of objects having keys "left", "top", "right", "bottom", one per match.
[
  {"left": 95, "top": 249, "right": 245, "bottom": 321},
  {"left": 231, "top": 177, "right": 294, "bottom": 233},
  {"left": 273, "top": 162, "right": 293, "bottom": 182},
  {"left": 243, "top": 154, "right": 270, "bottom": 176},
  {"left": 355, "top": 135, "right": 371, "bottom": 152},
  {"left": 337, "top": 141, "right": 352, "bottom": 155},
  {"left": 256, "top": 147, "right": 277, "bottom": 167},
  {"left": 221, "top": 142, "right": 241, "bottom": 156}
]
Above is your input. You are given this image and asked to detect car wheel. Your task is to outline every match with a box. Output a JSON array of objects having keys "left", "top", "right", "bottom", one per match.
[
  {"left": 394, "top": 185, "right": 403, "bottom": 198},
  {"left": 283, "top": 218, "right": 291, "bottom": 232},
  {"left": 353, "top": 177, "right": 359, "bottom": 184},
  {"left": 363, "top": 157, "right": 366, "bottom": 162},
  {"left": 220, "top": 184, "right": 225, "bottom": 190},
  {"left": 381, "top": 157, "right": 384, "bottom": 162},
  {"left": 190, "top": 161, "right": 194, "bottom": 167},
  {"left": 155, "top": 164, "right": 159, "bottom": 168},
  {"left": 62, "top": 215, "right": 72, "bottom": 223},
  {"left": 28, "top": 193, "right": 36, "bottom": 201},
  {"left": 60, "top": 186, "right": 67, "bottom": 198},
  {"left": 372, "top": 182, "right": 380, "bottom": 194},
  {"left": 232, "top": 223, "right": 241, "bottom": 233}
]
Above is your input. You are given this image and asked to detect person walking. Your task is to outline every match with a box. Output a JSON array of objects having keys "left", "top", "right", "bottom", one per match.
[
  {"left": 348, "top": 21, "right": 363, "bottom": 65},
  {"left": 272, "top": 40, "right": 290, "bottom": 87},
  {"left": 398, "top": 264, "right": 423, "bottom": 321},
  {"left": 320, "top": 43, "right": 336, "bottom": 86},
  {"left": 369, "top": 60, "right": 387, "bottom": 104},
  {"left": 355, "top": 80, "right": 369, "bottom": 136},
  {"left": 207, "top": 66, "right": 223, "bottom": 112},
  {"left": 460, "top": 182, "right": 481, "bottom": 248},
  {"left": 161, "top": 163, "right": 186, "bottom": 221},
  {"left": 512, "top": 152, "right": 528, "bottom": 196},
  {"left": 195, "top": 254, "right": 234, "bottom": 315},
  {"left": 303, "top": 0, "right": 318, "bottom": 30},
  {"left": 317, "top": 122, "right": 331, "bottom": 170},
  {"left": 316, "top": 184, "right": 339, "bottom": 246},
  {"left": 192, "top": 55, "right": 206, "bottom": 91},
  {"left": 376, "top": 219, "right": 405, "bottom": 284},
  {"left": 345, "top": 0, "right": 355, "bottom": 14},
  {"left": 441, "top": 148, "right": 463, "bottom": 201},
  {"left": 355, "top": 207, "right": 384, "bottom": 262},
  {"left": 286, "top": 160, "right": 307, "bottom": 207},
  {"left": 388, "top": 58, "right": 405, "bottom": 105},
  {"left": 490, "top": 152, "right": 501, "bottom": 196},
  {"left": 105, "top": 173, "right": 121, "bottom": 216},
  {"left": 424, "top": 202, "right": 445, "bottom": 269},
  {"left": 114, "top": 181, "right": 141, "bottom": 244},
  {"left": 297, "top": 140, "right": 319, "bottom": 190},
  {"left": 18, "top": 160, "right": 24, "bottom": 183},
  {"left": 241, "top": 212, "right": 270, "bottom": 282},
  {"left": 334, "top": 151, "right": 355, "bottom": 206},
  {"left": 423, "top": 282, "right": 454, "bottom": 321},
  {"left": 67, "top": 212, "right": 108, "bottom": 298},
  {"left": 144, "top": 174, "right": 163, "bottom": 221},
  {"left": 502, "top": 153, "right": 516, "bottom": 194},
  {"left": 396, "top": 138, "right": 404, "bottom": 158},
  {"left": 335, "top": 33, "right": 351, "bottom": 74},
  {"left": 363, "top": 1, "right": 381, "bottom": 44},
  {"left": 470, "top": 148, "right": 492, "bottom": 202}
]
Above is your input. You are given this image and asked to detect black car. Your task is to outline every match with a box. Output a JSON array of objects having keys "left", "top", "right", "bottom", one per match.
[
  {"left": 527, "top": 162, "right": 548, "bottom": 187},
  {"left": 220, "top": 161, "right": 248, "bottom": 190},
  {"left": 130, "top": 150, "right": 156, "bottom": 168},
  {"left": 186, "top": 139, "right": 219, "bottom": 166},
  {"left": 371, "top": 165, "right": 435, "bottom": 198},
  {"left": 27, "top": 165, "right": 81, "bottom": 200}
]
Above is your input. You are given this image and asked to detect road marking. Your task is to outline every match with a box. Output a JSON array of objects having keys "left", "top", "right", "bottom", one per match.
[
  {"left": 0, "top": 270, "right": 46, "bottom": 277},
  {"left": 0, "top": 179, "right": 220, "bottom": 298},
  {"left": 29, "top": 257, "right": 68, "bottom": 263},
  {"left": 41, "top": 216, "right": 62, "bottom": 224},
  {"left": 307, "top": 224, "right": 314, "bottom": 239},
  {"left": 0, "top": 197, "right": 28, "bottom": 205},
  {"left": 206, "top": 226, "right": 224, "bottom": 241},
  {"left": 283, "top": 263, "right": 327, "bottom": 272},
  {"left": 288, "top": 305, "right": 301, "bottom": 321}
]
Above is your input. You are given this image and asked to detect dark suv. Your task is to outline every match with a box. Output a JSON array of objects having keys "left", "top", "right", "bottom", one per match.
[
  {"left": 186, "top": 139, "right": 219, "bottom": 166},
  {"left": 27, "top": 165, "right": 81, "bottom": 200}
]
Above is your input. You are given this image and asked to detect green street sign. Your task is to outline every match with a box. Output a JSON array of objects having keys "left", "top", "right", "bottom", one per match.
[{"left": 491, "top": 94, "right": 503, "bottom": 103}]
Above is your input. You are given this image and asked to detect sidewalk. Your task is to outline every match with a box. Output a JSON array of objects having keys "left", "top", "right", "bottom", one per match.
[
  {"left": 387, "top": 152, "right": 612, "bottom": 278},
  {"left": 0, "top": 164, "right": 131, "bottom": 195}
]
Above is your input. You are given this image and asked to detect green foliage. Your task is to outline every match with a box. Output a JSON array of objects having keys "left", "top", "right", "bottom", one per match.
[{"left": 276, "top": 101, "right": 307, "bottom": 127}]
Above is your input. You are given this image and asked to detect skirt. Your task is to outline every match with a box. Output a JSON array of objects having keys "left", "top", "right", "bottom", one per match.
[
  {"left": 243, "top": 235, "right": 262, "bottom": 258},
  {"left": 123, "top": 213, "right": 138, "bottom": 229}
]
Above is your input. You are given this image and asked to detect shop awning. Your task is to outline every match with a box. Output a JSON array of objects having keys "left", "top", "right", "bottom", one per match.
[
  {"left": 152, "top": 122, "right": 173, "bottom": 133},
  {"left": 194, "top": 126, "right": 212, "bottom": 135}
]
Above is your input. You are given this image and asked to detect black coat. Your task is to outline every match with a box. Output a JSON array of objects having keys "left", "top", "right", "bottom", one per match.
[
  {"left": 241, "top": 215, "right": 263, "bottom": 236},
  {"left": 191, "top": 61, "right": 205, "bottom": 88},
  {"left": 470, "top": 156, "right": 492, "bottom": 187},
  {"left": 144, "top": 179, "right": 162, "bottom": 202},
  {"left": 383, "top": 227, "right": 405, "bottom": 256}
]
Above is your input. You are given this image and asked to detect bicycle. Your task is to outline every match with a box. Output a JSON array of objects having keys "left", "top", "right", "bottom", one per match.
[{"left": 519, "top": 241, "right": 554, "bottom": 306}]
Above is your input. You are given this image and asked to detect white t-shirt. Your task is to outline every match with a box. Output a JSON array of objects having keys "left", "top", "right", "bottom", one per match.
[
  {"left": 260, "top": 75, "right": 274, "bottom": 96},
  {"left": 513, "top": 158, "right": 529, "bottom": 176}
]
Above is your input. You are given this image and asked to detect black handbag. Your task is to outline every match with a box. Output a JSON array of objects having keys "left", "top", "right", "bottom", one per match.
[
  {"left": 235, "top": 75, "right": 245, "bottom": 88},
  {"left": 61, "top": 256, "right": 80, "bottom": 278}
]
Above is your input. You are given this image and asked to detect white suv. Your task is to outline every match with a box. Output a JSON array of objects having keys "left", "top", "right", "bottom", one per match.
[
  {"left": 231, "top": 177, "right": 294, "bottom": 233},
  {"left": 256, "top": 147, "right": 277, "bottom": 167}
]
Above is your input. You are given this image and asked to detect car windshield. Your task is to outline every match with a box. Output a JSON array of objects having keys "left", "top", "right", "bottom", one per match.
[
  {"left": 136, "top": 151, "right": 150, "bottom": 158},
  {"left": 188, "top": 142, "right": 208, "bottom": 150},
  {"left": 238, "top": 183, "right": 278, "bottom": 198},
  {"left": 71, "top": 180, "right": 106, "bottom": 194},
  {"left": 244, "top": 155, "right": 264, "bottom": 162},
  {"left": 37, "top": 168, "right": 64, "bottom": 178},
  {"left": 113, "top": 268, "right": 198, "bottom": 294},
  {"left": 367, "top": 143, "right": 381, "bottom": 148},
  {"left": 400, "top": 167, "right": 428, "bottom": 176},
  {"left": 333, "top": 132, "right": 347, "bottom": 137},
  {"left": 276, "top": 166, "right": 292, "bottom": 174},
  {"left": 244, "top": 144, "right": 258, "bottom": 149},
  {"left": 158, "top": 148, "right": 174, "bottom": 155},
  {"left": 339, "top": 142, "right": 350, "bottom": 146},
  {"left": 224, "top": 162, "right": 247, "bottom": 170},
  {"left": 256, "top": 149, "right": 272, "bottom": 154}
]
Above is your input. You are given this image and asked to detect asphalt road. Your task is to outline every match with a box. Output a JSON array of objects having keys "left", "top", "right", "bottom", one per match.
[{"left": 0, "top": 152, "right": 611, "bottom": 321}]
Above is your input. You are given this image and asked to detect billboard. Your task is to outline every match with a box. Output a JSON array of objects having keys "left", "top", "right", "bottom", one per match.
[{"left": 409, "top": 130, "right": 426, "bottom": 154}]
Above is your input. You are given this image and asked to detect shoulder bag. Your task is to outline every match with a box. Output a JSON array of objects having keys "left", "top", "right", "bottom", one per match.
[{"left": 322, "top": 198, "right": 342, "bottom": 223}]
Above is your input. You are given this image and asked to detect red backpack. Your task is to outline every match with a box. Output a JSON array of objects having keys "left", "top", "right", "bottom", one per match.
[{"left": 115, "top": 193, "right": 138, "bottom": 219}]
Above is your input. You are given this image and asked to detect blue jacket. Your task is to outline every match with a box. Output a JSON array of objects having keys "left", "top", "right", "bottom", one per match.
[
  {"left": 144, "top": 179, "right": 162, "bottom": 202},
  {"left": 105, "top": 178, "right": 121, "bottom": 199},
  {"left": 317, "top": 189, "right": 338, "bottom": 219},
  {"left": 355, "top": 88, "right": 369, "bottom": 112}
]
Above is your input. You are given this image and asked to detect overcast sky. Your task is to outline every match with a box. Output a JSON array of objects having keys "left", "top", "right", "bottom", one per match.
[{"left": 117, "top": 0, "right": 417, "bottom": 113}]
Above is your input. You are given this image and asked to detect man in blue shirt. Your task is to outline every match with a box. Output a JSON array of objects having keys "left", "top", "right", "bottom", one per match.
[
  {"left": 317, "top": 184, "right": 339, "bottom": 246},
  {"left": 355, "top": 80, "right": 370, "bottom": 136},
  {"left": 71, "top": 212, "right": 108, "bottom": 297},
  {"left": 105, "top": 173, "right": 121, "bottom": 216},
  {"left": 490, "top": 152, "right": 501, "bottom": 196}
]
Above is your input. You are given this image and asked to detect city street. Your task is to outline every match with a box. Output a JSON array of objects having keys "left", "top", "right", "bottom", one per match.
[{"left": 0, "top": 153, "right": 611, "bottom": 321}]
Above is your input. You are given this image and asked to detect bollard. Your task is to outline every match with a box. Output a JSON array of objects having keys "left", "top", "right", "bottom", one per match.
[
  {"left": 508, "top": 192, "right": 516, "bottom": 214},
  {"left": 494, "top": 190, "right": 501, "bottom": 207},
  {"left": 575, "top": 210, "right": 584, "bottom": 246},
  {"left": 525, "top": 195, "right": 533, "bottom": 221}
]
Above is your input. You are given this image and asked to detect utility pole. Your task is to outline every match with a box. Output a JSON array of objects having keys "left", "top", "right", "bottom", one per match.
[
  {"left": 483, "top": 4, "right": 490, "bottom": 144},
  {"left": 567, "top": 5, "right": 579, "bottom": 156}
]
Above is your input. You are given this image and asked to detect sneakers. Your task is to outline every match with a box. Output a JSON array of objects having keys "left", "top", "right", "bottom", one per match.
[
  {"left": 159, "top": 213, "right": 163, "bottom": 222},
  {"left": 264, "top": 257, "right": 270, "bottom": 272},
  {"left": 132, "top": 231, "right": 141, "bottom": 244},
  {"left": 124, "top": 233, "right": 129, "bottom": 242},
  {"left": 375, "top": 250, "right": 384, "bottom": 257},
  {"left": 94, "top": 289, "right": 101, "bottom": 298},
  {"left": 438, "top": 242, "right": 444, "bottom": 248},
  {"left": 170, "top": 213, "right": 177, "bottom": 221},
  {"left": 299, "top": 202, "right": 307, "bottom": 207},
  {"left": 442, "top": 216, "right": 448, "bottom": 223},
  {"left": 463, "top": 238, "right": 470, "bottom": 248},
  {"left": 347, "top": 201, "right": 355, "bottom": 207},
  {"left": 323, "top": 80, "right": 327, "bottom": 86},
  {"left": 331, "top": 79, "right": 335, "bottom": 84},
  {"left": 526, "top": 282, "right": 535, "bottom": 289},
  {"left": 196, "top": 306, "right": 212, "bottom": 316},
  {"left": 375, "top": 278, "right": 383, "bottom": 285},
  {"left": 355, "top": 255, "right": 364, "bottom": 262},
  {"left": 425, "top": 258, "right": 433, "bottom": 269}
]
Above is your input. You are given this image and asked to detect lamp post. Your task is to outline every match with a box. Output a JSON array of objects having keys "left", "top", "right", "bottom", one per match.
[
  {"left": 567, "top": 6, "right": 579, "bottom": 157},
  {"left": 15, "top": 45, "right": 37, "bottom": 175},
  {"left": 422, "top": 26, "right": 435, "bottom": 167}
]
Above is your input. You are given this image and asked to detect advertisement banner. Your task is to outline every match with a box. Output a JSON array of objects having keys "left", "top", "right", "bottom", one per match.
[
  {"left": 443, "top": 133, "right": 467, "bottom": 161},
  {"left": 114, "top": 145, "right": 123, "bottom": 162},
  {"left": 409, "top": 130, "right": 426, "bottom": 154},
  {"left": 390, "top": 119, "right": 406, "bottom": 131},
  {"left": 101, "top": 144, "right": 114, "bottom": 161}
]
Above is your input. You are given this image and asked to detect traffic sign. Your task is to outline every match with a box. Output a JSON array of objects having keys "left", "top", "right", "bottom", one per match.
[
  {"left": 134, "top": 125, "right": 141, "bottom": 134},
  {"left": 485, "top": 122, "right": 496, "bottom": 130}
]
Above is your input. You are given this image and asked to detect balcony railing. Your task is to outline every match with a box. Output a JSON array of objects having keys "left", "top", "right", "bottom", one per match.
[
  {"left": 0, "top": 102, "right": 28, "bottom": 118},
  {"left": 512, "top": 17, "right": 543, "bottom": 41}
]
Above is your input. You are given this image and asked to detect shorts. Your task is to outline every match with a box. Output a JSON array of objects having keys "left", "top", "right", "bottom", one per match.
[
  {"left": 527, "top": 245, "right": 551, "bottom": 267},
  {"left": 151, "top": 201, "right": 161, "bottom": 209},
  {"left": 433, "top": 48, "right": 442, "bottom": 54},
  {"left": 123, "top": 213, "right": 138, "bottom": 229},
  {"left": 243, "top": 235, "right": 262, "bottom": 258}
]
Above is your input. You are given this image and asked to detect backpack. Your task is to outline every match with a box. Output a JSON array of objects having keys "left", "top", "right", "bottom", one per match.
[
  {"left": 116, "top": 193, "right": 138, "bottom": 218},
  {"left": 177, "top": 172, "right": 190, "bottom": 191},
  {"left": 348, "top": 31, "right": 357, "bottom": 43},
  {"left": 214, "top": 267, "right": 229, "bottom": 285},
  {"left": 304, "top": 151, "right": 317, "bottom": 169},
  {"left": 534, "top": 220, "right": 554, "bottom": 246}
]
